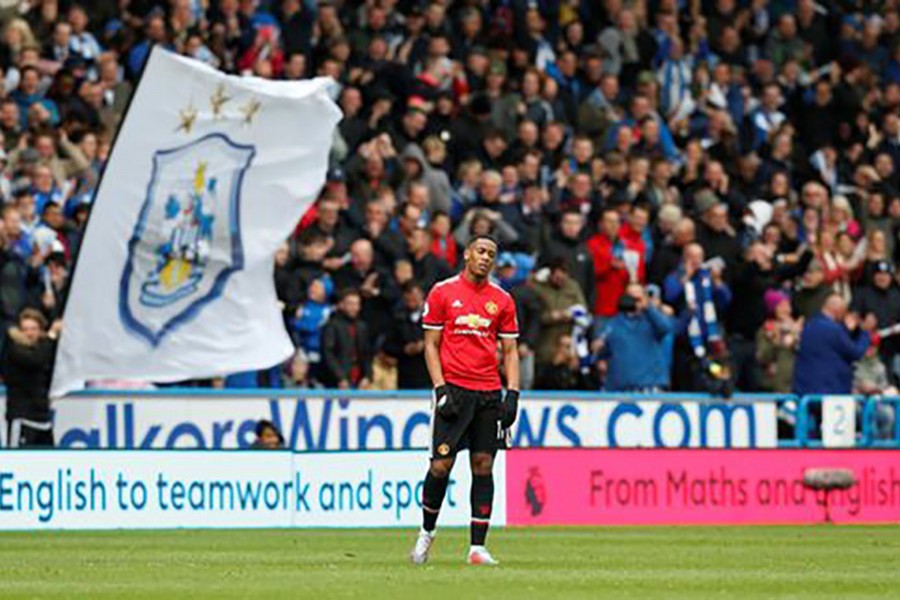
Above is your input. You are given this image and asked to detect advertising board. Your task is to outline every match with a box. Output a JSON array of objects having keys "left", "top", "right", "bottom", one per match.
[
  {"left": 0, "top": 393, "right": 778, "bottom": 450},
  {"left": 0, "top": 450, "right": 505, "bottom": 530},
  {"left": 506, "top": 449, "right": 900, "bottom": 525}
]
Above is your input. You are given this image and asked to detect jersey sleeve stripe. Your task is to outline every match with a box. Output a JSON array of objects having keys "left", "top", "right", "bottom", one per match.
[
  {"left": 498, "top": 332, "right": 519, "bottom": 338},
  {"left": 422, "top": 323, "right": 444, "bottom": 330}
]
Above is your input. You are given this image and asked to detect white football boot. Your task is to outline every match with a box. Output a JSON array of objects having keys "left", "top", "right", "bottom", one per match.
[
  {"left": 409, "top": 529, "right": 435, "bottom": 565},
  {"left": 467, "top": 545, "right": 499, "bottom": 566}
]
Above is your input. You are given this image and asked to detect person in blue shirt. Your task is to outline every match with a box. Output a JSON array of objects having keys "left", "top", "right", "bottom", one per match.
[
  {"left": 597, "top": 283, "right": 674, "bottom": 391},
  {"left": 9, "top": 67, "right": 59, "bottom": 129},
  {"left": 604, "top": 94, "right": 679, "bottom": 162},
  {"left": 127, "top": 14, "right": 173, "bottom": 79},
  {"left": 290, "top": 278, "right": 332, "bottom": 381},
  {"left": 664, "top": 244, "right": 732, "bottom": 392},
  {"left": 793, "top": 294, "right": 871, "bottom": 396}
]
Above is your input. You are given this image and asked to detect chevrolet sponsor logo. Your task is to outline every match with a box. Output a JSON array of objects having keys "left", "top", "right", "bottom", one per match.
[{"left": 454, "top": 314, "right": 492, "bottom": 328}]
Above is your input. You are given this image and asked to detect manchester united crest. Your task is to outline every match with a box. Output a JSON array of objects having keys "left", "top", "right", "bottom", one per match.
[{"left": 485, "top": 301, "right": 499, "bottom": 315}]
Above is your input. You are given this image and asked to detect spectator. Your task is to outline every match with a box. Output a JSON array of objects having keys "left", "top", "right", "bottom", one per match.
[
  {"left": 290, "top": 279, "right": 332, "bottom": 384},
  {"left": 284, "top": 349, "right": 312, "bottom": 389},
  {"left": 756, "top": 290, "right": 803, "bottom": 393},
  {"left": 428, "top": 210, "right": 457, "bottom": 268},
  {"left": 727, "top": 241, "right": 813, "bottom": 391},
  {"left": 408, "top": 227, "right": 452, "bottom": 294},
  {"left": 360, "top": 198, "right": 406, "bottom": 270},
  {"left": 3, "top": 309, "right": 60, "bottom": 447},
  {"left": 1, "top": 205, "right": 41, "bottom": 346},
  {"left": 321, "top": 289, "right": 372, "bottom": 390},
  {"left": 533, "top": 258, "right": 588, "bottom": 377},
  {"left": 664, "top": 243, "right": 732, "bottom": 392},
  {"left": 851, "top": 261, "right": 900, "bottom": 333},
  {"left": 533, "top": 334, "right": 584, "bottom": 390},
  {"left": 852, "top": 260, "right": 900, "bottom": 368},
  {"left": 793, "top": 294, "right": 870, "bottom": 396},
  {"left": 333, "top": 238, "right": 397, "bottom": 344},
  {"left": 597, "top": 283, "right": 674, "bottom": 392},
  {"left": 541, "top": 209, "right": 593, "bottom": 305},
  {"left": 794, "top": 260, "right": 832, "bottom": 319},
  {"left": 496, "top": 253, "right": 542, "bottom": 391},
  {"left": 695, "top": 197, "right": 742, "bottom": 273},
  {"left": 853, "top": 341, "right": 898, "bottom": 439},
  {"left": 586, "top": 208, "right": 629, "bottom": 326},
  {"left": 399, "top": 142, "right": 451, "bottom": 215},
  {"left": 251, "top": 420, "right": 285, "bottom": 449},
  {"left": 650, "top": 216, "right": 695, "bottom": 285},
  {"left": 383, "top": 281, "right": 429, "bottom": 389}
]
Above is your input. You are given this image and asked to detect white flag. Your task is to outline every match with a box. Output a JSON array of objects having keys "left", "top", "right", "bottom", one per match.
[{"left": 51, "top": 48, "right": 341, "bottom": 397}]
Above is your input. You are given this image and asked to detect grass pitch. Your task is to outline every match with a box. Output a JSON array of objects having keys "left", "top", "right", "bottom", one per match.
[{"left": 0, "top": 526, "right": 898, "bottom": 599}]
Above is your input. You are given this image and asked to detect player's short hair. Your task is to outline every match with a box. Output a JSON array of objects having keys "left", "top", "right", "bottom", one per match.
[{"left": 466, "top": 233, "right": 499, "bottom": 249}]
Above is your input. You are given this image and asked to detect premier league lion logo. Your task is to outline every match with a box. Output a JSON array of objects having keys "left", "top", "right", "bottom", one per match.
[{"left": 119, "top": 133, "right": 255, "bottom": 346}]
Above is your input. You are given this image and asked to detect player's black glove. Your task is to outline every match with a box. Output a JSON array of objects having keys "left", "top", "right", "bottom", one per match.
[
  {"left": 501, "top": 389, "right": 519, "bottom": 428},
  {"left": 433, "top": 385, "right": 459, "bottom": 419}
]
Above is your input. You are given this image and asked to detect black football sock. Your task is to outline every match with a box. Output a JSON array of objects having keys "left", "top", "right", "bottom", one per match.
[
  {"left": 422, "top": 471, "right": 450, "bottom": 532},
  {"left": 470, "top": 474, "right": 494, "bottom": 546}
]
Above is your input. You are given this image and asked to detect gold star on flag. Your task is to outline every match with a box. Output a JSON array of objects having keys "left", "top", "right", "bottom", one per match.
[
  {"left": 176, "top": 104, "right": 198, "bottom": 134},
  {"left": 210, "top": 84, "right": 231, "bottom": 118},
  {"left": 239, "top": 98, "right": 261, "bottom": 125}
]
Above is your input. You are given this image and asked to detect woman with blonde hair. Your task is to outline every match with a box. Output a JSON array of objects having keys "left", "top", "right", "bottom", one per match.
[
  {"left": 816, "top": 229, "right": 852, "bottom": 303},
  {"left": 3, "top": 19, "right": 37, "bottom": 72},
  {"left": 830, "top": 195, "right": 862, "bottom": 239},
  {"left": 859, "top": 228, "right": 890, "bottom": 282}
]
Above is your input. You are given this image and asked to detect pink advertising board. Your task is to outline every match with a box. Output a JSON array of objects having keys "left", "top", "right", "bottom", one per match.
[{"left": 506, "top": 449, "right": 900, "bottom": 526}]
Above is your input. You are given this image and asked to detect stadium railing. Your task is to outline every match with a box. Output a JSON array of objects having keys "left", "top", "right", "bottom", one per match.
[{"left": 795, "top": 395, "right": 900, "bottom": 449}]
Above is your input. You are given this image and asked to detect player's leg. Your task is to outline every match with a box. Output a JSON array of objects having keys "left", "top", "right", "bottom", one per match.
[
  {"left": 466, "top": 392, "right": 504, "bottom": 565},
  {"left": 467, "top": 450, "right": 498, "bottom": 564},
  {"left": 411, "top": 386, "right": 474, "bottom": 564},
  {"left": 411, "top": 456, "right": 455, "bottom": 565},
  {"left": 422, "top": 456, "right": 455, "bottom": 531}
]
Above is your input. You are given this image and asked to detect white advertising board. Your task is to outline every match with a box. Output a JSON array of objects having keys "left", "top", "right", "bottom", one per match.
[
  {"left": 0, "top": 450, "right": 505, "bottom": 530},
  {"left": 0, "top": 392, "right": 778, "bottom": 450}
]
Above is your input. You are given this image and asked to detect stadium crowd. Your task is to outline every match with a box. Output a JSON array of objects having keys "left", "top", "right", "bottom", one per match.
[{"left": 1, "top": 0, "right": 900, "bottom": 400}]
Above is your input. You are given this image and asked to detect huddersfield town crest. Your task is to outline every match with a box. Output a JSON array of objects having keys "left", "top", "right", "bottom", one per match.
[{"left": 120, "top": 133, "right": 255, "bottom": 346}]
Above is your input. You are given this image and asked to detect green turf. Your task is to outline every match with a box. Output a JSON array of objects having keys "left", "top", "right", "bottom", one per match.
[{"left": 0, "top": 526, "right": 898, "bottom": 599}]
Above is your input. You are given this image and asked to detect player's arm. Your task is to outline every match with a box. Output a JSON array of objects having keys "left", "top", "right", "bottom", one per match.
[
  {"left": 424, "top": 328, "right": 445, "bottom": 387},
  {"left": 501, "top": 336, "right": 520, "bottom": 392},
  {"left": 500, "top": 336, "right": 520, "bottom": 428},
  {"left": 499, "top": 292, "right": 521, "bottom": 426}
]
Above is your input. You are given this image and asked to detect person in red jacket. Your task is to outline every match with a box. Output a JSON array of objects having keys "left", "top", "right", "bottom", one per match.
[
  {"left": 618, "top": 203, "right": 649, "bottom": 283},
  {"left": 586, "top": 208, "right": 630, "bottom": 323}
]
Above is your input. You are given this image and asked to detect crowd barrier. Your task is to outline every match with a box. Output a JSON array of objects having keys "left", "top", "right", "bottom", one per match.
[
  {"left": 0, "top": 390, "right": 897, "bottom": 449},
  {"left": 2, "top": 447, "right": 898, "bottom": 530}
]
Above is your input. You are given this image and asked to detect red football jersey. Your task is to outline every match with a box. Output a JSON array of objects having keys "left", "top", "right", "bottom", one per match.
[{"left": 422, "top": 274, "right": 519, "bottom": 390}]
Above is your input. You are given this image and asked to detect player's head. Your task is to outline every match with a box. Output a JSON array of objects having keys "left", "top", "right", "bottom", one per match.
[{"left": 464, "top": 234, "right": 498, "bottom": 281}]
